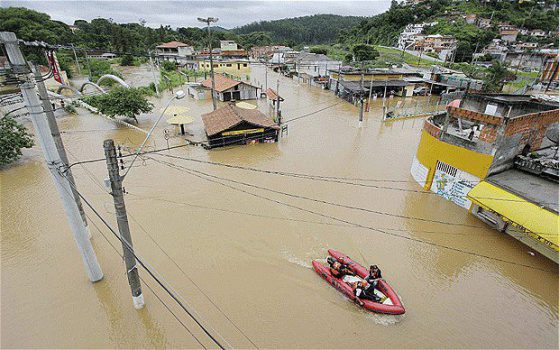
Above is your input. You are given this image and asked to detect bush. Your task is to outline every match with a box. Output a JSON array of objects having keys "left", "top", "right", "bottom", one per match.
[
  {"left": 0, "top": 117, "right": 34, "bottom": 165},
  {"left": 161, "top": 60, "right": 176, "bottom": 72},
  {"left": 88, "top": 59, "right": 123, "bottom": 86},
  {"left": 120, "top": 54, "right": 134, "bottom": 66}
]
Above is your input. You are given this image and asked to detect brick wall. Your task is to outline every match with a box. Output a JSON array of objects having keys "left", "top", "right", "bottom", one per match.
[
  {"left": 423, "top": 119, "right": 441, "bottom": 138},
  {"left": 505, "top": 108, "right": 559, "bottom": 149},
  {"left": 479, "top": 125, "right": 498, "bottom": 143},
  {"left": 447, "top": 106, "right": 503, "bottom": 125}
]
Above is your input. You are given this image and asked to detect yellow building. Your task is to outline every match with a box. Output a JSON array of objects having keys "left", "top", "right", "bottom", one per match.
[
  {"left": 196, "top": 59, "right": 251, "bottom": 81},
  {"left": 411, "top": 93, "right": 559, "bottom": 263}
]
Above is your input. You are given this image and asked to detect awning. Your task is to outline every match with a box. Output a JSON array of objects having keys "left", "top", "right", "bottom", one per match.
[{"left": 467, "top": 181, "right": 559, "bottom": 248}]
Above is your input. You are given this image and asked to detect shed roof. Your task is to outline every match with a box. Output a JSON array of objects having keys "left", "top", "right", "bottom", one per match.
[
  {"left": 340, "top": 79, "right": 414, "bottom": 93},
  {"left": 157, "top": 41, "right": 190, "bottom": 48},
  {"left": 202, "top": 104, "right": 279, "bottom": 136},
  {"left": 265, "top": 88, "right": 284, "bottom": 101}
]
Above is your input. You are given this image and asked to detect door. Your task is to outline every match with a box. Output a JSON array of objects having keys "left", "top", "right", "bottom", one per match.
[
  {"left": 223, "top": 92, "right": 232, "bottom": 101},
  {"left": 232, "top": 91, "right": 241, "bottom": 100}
]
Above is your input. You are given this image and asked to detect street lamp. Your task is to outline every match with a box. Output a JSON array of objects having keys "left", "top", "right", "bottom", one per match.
[
  {"left": 122, "top": 90, "right": 186, "bottom": 180},
  {"left": 198, "top": 17, "right": 219, "bottom": 111}
]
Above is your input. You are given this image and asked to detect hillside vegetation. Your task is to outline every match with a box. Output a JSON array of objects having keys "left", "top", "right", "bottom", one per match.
[
  {"left": 233, "top": 14, "right": 364, "bottom": 46},
  {"left": 339, "top": 0, "right": 559, "bottom": 62}
]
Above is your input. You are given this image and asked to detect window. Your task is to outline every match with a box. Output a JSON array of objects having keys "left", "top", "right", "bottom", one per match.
[
  {"left": 243, "top": 63, "right": 247, "bottom": 67},
  {"left": 227, "top": 64, "right": 232, "bottom": 67}
]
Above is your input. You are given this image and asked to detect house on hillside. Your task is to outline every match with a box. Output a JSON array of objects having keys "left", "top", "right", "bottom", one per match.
[
  {"left": 200, "top": 74, "right": 258, "bottom": 101},
  {"left": 156, "top": 41, "right": 196, "bottom": 68},
  {"left": 202, "top": 103, "right": 279, "bottom": 148}
]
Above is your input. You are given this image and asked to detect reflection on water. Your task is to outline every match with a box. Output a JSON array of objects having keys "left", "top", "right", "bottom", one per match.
[{"left": 1, "top": 64, "right": 558, "bottom": 349}]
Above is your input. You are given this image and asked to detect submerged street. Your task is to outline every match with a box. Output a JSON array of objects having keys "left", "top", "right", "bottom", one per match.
[{"left": 2, "top": 64, "right": 558, "bottom": 349}]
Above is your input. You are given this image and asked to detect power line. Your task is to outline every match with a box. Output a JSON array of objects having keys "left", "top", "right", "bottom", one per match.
[
  {"left": 147, "top": 157, "right": 557, "bottom": 273},
  {"left": 125, "top": 192, "right": 495, "bottom": 238},
  {"left": 86, "top": 216, "right": 208, "bottom": 349},
  {"left": 126, "top": 211, "right": 259, "bottom": 349},
  {"left": 153, "top": 153, "right": 549, "bottom": 204},
  {"left": 149, "top": 154, "right": 482, "bottom": 229},
  {"left": 59, "top": 171, "right": 231, "bottom": 350}
]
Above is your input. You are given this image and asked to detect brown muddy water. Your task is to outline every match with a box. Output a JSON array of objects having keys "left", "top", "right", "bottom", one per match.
[{"left": 1, "top": 64, "right": 558, "bottom": 349}]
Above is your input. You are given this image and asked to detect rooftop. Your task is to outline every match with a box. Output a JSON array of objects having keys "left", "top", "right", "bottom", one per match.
[
  {"left": 156, "top": 41, "right": 190, "bottom": 48},
  {"left": 265, "top": 88, "right": 284, "bottom": 101},
  {"left": 202, "top": 104, "right": 279, "bottom": 137},
  {"left": 486, "top": 169, "right": 559, "bottom": 214},
  {"left": 200, "top": 74, "right": 255, "bottom": 92}
]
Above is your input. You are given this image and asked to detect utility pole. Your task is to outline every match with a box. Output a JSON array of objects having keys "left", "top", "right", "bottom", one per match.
[
  {"left": 198, "top": 17, "right": 219, "bottom": 111},
  {"left": 82, "top": 48, "right": 92, "bottom": 81},
  {"left": 70, "top": 44, "right": 81, "bottom": 76},
  {"left": 265, "top": 55, "right": 269, "bottom": 91},
  {"left": 32, "top": 63, "right": 91, "bottom": 238},
  {"left": 335, "top": 64, "right": 341, "bottom": 95},
  {"left": 104, "top": 139, "right": 144, "bottom": 309},
  {"left": 366, "top": 73, "right": 374, "bottom": 112},
  {"left": 276, "top": 79, "right": 281, "bottom": 123},
  {"left": 1, "top": 31, "right": 103, "bottom": 282},
  {"left": 148, "top": 50, "right": 159, "bottom": 96},
  {"left": 359, "top": 61, "right": 365, "bottom": 126}
]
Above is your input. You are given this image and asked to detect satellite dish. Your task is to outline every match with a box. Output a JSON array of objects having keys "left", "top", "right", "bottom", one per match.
[{"left": 546, "top": 128, "right": 559, "bottom": 145}]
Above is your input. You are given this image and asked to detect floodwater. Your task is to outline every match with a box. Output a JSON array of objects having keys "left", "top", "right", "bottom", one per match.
[{"left": 1, "top": 64, "right": 558, "bottom": 349}]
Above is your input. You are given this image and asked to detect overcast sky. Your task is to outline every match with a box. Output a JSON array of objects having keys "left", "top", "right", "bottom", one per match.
[{"left": 2, "top": 1, "right": 391, "bottom": 28}]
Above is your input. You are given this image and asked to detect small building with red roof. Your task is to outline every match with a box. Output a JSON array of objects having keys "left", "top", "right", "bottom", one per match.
[
  {"left": 155, "top": 41, "right": 195, "bottom": 68},
  {"left": 200, "top": 74, "right": 258, "bottom": 101}
]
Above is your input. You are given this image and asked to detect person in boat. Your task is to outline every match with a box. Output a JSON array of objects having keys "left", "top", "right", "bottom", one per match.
[
  {"left": 364, "top": 265, "right": 382, "bottom": 288},
  {"left": 327, "top": 256, "right": 353, "bottom": 279},
  {"left": 353, "top": 280, "right": 380, "bottom": 305}
]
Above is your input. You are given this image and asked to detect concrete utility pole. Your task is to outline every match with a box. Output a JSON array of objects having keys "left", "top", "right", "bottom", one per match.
[
  {"left": 265, "top": 55, "right": 269, "bottom": 91},
  {"left": 198, "top": 17, "right": 219, "bottom": 111},
  {"left": 359, "top": 61, "right": 365, "bottom": 126},
  {"left": 32, "top": 63, "right": 91, "bottom": 238},
  {"left": 335, "top": 64, "right": 341, "bottom": 95},
  {"left": 104, "top": 139, "right": 144, "bottom": 309},
  {"left": 276, "top": 79, "right": 281, "bottom": 123},
  {"left": 1, "top": 31, "right": 103, "bottom": 282},
  {"left": 148, "top": 50, "right": 159, "bottom": 96},
  {"left": 70, "top": 44, "right": 81, "bottom": 76}
]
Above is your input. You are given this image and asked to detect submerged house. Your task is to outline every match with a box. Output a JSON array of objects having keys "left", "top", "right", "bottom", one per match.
[
  {"left": 202, "top": 103, "right": 279, "bottom": 148},
  {"left": 201, "top": 74, "right": 258, "bottom": 101}
]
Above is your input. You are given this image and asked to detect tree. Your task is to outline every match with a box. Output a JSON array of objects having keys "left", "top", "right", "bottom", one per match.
[
  {"left": 352, "top": 44, "right": 379, "bottom": 62},
  {"left": 310, "top": 46, "right": 328, "bottom": 55},
  {"left": 483, "top": 60, "right": 509, "bottom": 92},
  {"left": 161, "top": 60, "right": 176, "bottom": 72},
  {"left": 120, "top": 54, "right": 134, "bottom": 66},
  {"left": 0, "top": 117, "right": 34, "bottom": 166},
  {"left": 84, "top": 87, "right": 153, "bottom": 123}
]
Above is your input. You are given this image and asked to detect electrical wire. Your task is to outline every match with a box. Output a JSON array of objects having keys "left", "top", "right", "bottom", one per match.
[
  {"left": 86, "top": 216, "right": 208, "bottom": 349},
  {"left": 59, "top": 172, "right": 231, "bottom": 350},
  {"left": 146, "top": 157, "right": 557, "bottom": 273}
]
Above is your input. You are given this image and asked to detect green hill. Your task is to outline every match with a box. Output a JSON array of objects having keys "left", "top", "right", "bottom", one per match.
[
  {"left": 233, "top": 14, "right": 364, "bottom": 46},
  {"left": 339, "top": 0, "right": 559, "bottom": 63}
]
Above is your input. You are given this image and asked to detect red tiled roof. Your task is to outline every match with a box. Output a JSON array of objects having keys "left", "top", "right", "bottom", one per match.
[
  {"left": 202, "top": 104, "right": 279, "bottom": 137},
  {"left": 221, "top": 50, "right": 248, "bottom": 57},
  {"left": 156, "top": 41, "right": 190, "bottom": 48},
  {"left": 201, "top": 74, "right": 241, "bottom": 92},
  {"left": 265, "top": 88, "right": 284, "bottom": 101}
]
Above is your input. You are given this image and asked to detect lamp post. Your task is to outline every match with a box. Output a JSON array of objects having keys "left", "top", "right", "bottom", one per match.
[
  {"left": 122, "top": 90, "right": 186, "bottom": 180},
  {"left": 198, "top": 17, "right": 219, "bottom": 111}
]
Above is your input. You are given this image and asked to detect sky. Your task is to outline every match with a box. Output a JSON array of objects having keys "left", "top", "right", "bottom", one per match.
[{"left": 2, "top": 0, "right": 391, "bottom": 29}]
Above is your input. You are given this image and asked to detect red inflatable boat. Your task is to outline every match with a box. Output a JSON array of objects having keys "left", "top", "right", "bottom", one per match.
[{"left": 312, "top": 249, "right": 405, "bottom": 315}]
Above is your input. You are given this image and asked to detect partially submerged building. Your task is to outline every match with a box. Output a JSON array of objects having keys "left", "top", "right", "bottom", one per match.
[
  {"left": 200, "top": 74, "right": 258, "bottom": 101},
  {"left": 411, "top": 93, "right": 559, "bottom": 262},
  {"left": 202, "top": 103, "right": 279, "bottom": 148},
  {"left": 330, "top": 68, "right": 421, "bottom": 102}
]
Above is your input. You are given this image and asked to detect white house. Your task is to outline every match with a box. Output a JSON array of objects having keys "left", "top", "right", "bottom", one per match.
[
  {"left": 292, "top": 53, "right": 342, "bottom": 86},
  {"left": 220, "top": 40, "right": 238, "bottom": 51},
  {"left": 155, "top": 41, "right": 196, "bottom": 68}
]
